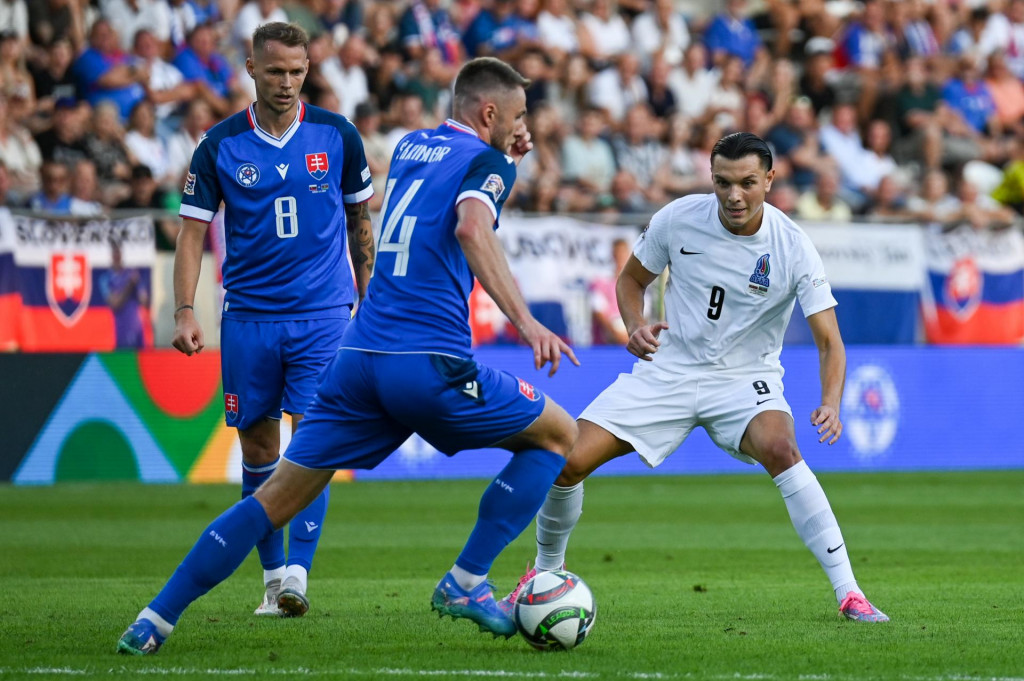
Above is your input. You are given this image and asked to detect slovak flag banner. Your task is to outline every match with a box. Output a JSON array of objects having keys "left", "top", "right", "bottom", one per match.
[
  {"left": 0, "top": 213, "right": 155, "bottom": 351},
  {"left": 921, "top": 225, "right": 1024, "bottom": 344}
]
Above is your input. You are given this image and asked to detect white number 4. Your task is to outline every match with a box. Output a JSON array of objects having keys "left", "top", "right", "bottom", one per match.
[{"left": 378, "top": 178, "right": 423, "bottom": 276}]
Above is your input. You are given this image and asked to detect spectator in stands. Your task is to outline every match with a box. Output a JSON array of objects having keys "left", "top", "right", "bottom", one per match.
[
  {"left": 384, "top": 91, "right": 427, "bottom": 158},
  {"left": 906, "top": 168, "right": 962, "bottom": 224},
  {"left": 608, "top": 168, "right": 650, "bottom": 213},
  {"left": 29, "top": 37, "right": 76, "bottom": 122},
  {"left": 102, "top": 0, "right": 171, "bottom": 51},
  {"left": 27, "top": 0, "right": 85, "bottom": 51},
  {"left": 578, "top": 0, "right": 631, "bottom": 69},
  {"left": 101, "top": 240, "right": 148, "bottom": 349},
  {"left": 173, "top": 24, "right": 233, "bottom": 117},
  {"left": 612, "top": 103, "right": 668, "bottom": 206},
  {"left": 645, "top": 54, "right": 676, "bottom": 122},
  {"left": 84, "top": 100, "right": 134, "bottom": 192},
  {"left": 889, "top": 55, "right": 945, "bottom": 170},
  {"left": 463, "top": 0, "right": 540, "bottom": 62},
  {"left": 124, "top": 99, "right": 172, "bottom": 187},
  {"left": 946, "top": 6, "right": 988, "bottom": 61},
  {"left": 992, "top": 134, "right": 1024, "bottom": 214},
  {"left": 72, "top": 19, "right": 147, "bottom": 121},
  {"left": 767, "top": 178, "right": 798, "bottom": 215},
  {"left": 0, "top": 0, "right": 28, "bottom": 46},
  {"left": 799, "top": 37, "right": 839, "bottom": 116},
  {"left": 889, "top": 0, "right": 939, "bottom": 64},
  {"left": 131, "top": 29, "right": 193, "bottom": 138},
  {"left": 861, "top": 118, "right": 899, "bottom": 197},
  {"left": 352, "top": 101, "right": 388, "bottom": 211},
  {"left": 836, "top": 0, "right": 891, "bottom": 122},
  {"left": 33, "top": 96, "right": 88, "bottom": 165},
  {"left": 548, "top": 51, "right": 590, "bottom": 124},
  {"left": 818, "top": 102, "right": 874, "bottom": 209},
  {"left": 957, "top": 176, "right": 1018, "bottom": 229},
  {"left": 166, "top": 0, "right": 197, "bottom": 50},
  {"left": 514, "top": 46, "right": 550, "bottom": 112},
  {"left": 942, "top": 54, "right": 1001, "bottom": 141},
  {"left": 318, "top": 0, "right": 363, "bottom": 46},
  {"left": 631, "top": 0, "right": 689, "bottom": 68},
  {"left": 404, "top": 46, "right": 455, "bottom": 121},
  {"left": 589, "top": 237, "right": 630, "bottom": 345},
  {"left": 536, "top": 0, "right": 580, "bottom": 64},
  {"left": 166, "top": 98, "right": 211, "bottom": 189},
  {"left": 559, "top": 105, "right": 616, "bottom": 212},
  {"left": 116, "top": 163, "right": 178, "bottom": 250},
  {"left": 866, "top": 174, "right": 910, "bottom": 221},
  {"left": 796, "top": 166, "right": 853, "bottom": 221},
  {"left": 364, "top": 1, "right": 399, "bottom": 58},
  {"left": 0, "top": 91, "right": 41, "bottom": 202},
  {"left": 983, "top": 51, "right": 1024, "bottom": 138},
  {"left": 978, "top": 0, "right": 1024, "bottom": 80},
  {"left": 668, "top": 42, "right": 717, "bottom": 123},
  {"left": 588, "top": 51, "right": 647, "bottom": 124},
  {"left": 704, "top": 0, "right": 765, "bottom": 69},
  {"left": 398, "top": 0, "right": 463, "bottom": 73},
  {"left": 321, "top": 32, "right": 370, "bottom": 119},
  {"left": 515, "top": 100, "right": 563, "bottom": 212},
  {"left": 29, "top": 159, "right": 73, "bottom": 212},
  {"left": 68, "top": 158, "right": 104, "bottom": 214},
  {"left": 705, "top": 55, "right": 746, "bottom": 132},
  {"left": 765, "top": 97, "right": 825, "bottom": 194},
  {"left": 233, "top": 0, "right": 288, "bottom": 58},
  {"left": 659, "top": 112, "right": 709, "bottom": 198},
  {"left": 0, "top": 28, "right": 33, "bottom": 122}
]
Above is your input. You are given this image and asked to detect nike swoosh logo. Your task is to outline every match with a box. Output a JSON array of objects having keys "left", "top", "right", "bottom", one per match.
[
  {"left": 756, "top": 398, "right": 776, "bottom": 405},
  {"left": 827, "top": 543, "right": 844, "bottom": 554},
  {"left": 680, "top": 247, "right": 703, "bottom": 255}
]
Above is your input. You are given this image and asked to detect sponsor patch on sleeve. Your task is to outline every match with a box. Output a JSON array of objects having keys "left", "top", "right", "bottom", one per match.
[
  {"left": 481, "top": 173, "right": 506, "bottom": 202},
  {"left": 812, "top": 276, "right": 829, "bottom": 288},
  {"left": 183, "top": 172, "right": 196, "bottom": 196},
  {"left": 361, "top": 166, "right": 371, "bottom": 183}
]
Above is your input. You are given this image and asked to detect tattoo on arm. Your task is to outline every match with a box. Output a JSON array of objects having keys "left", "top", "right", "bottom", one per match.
[{"left": 347, "top": 202, "right": 375, "bottom": 291}]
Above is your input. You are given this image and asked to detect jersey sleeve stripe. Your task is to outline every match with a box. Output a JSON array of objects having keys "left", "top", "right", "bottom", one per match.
[
  {"left": 179, "top": 204, "right": 216, "bottom": 223},
  {"left": 343, "top": 185, "right": 375, "bottom": 204},
  {"left": 455, "top": 190, "right": 497, "bottom": 219}
]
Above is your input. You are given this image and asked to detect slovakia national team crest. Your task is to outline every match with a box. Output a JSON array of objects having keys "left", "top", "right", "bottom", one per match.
[
  {"left": 517, "top": 378, "right": 540, "bottom": 401},
  {"left": 748, "top": 253, "right": 771, "bottom": 296},
  {"left": 46, "top": 252, "right": 91, "bottom": 327},
  {"left": 305, "top": 152, "right": 329, "bottom": 180},
  {"left": 841, "top": 364, "right": 900, "bottom": 460},
  {"left": 943, "top": 257, "right": 982, "bottom": 321},
  {"left": 236, "top": 163, "right": 260, "bottom": 188}
]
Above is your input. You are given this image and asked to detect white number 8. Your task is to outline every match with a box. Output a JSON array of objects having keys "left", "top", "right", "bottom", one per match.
[{"left": 275, "top": 196, "right": 299, "bottom": 238}]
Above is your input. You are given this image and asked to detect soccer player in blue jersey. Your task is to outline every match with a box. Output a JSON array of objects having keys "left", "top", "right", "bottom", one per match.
[
  {"left": 118, "top": 56, "right": 579, "bottom": 655},
  {"left": 168, "top": 22, "right": 375, "bottom": 619}
]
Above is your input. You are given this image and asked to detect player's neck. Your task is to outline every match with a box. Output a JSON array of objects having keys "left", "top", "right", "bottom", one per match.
[{"left": 252, "top": 101, "right": 298, "bottom": 138}]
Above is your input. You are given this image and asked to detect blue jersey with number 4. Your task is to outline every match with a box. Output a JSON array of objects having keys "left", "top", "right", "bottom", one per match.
[
  {"left": 180, "top": 102, "right": 373, "bottom": 320},
  {"left": 343, "top": 119, "right": 517, "bottom": 358}
]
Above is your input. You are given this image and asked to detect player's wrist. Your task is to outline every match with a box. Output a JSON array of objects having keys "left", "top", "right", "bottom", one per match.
[{"left": 174, "top": 304, "right": 194, "bottom": 317}]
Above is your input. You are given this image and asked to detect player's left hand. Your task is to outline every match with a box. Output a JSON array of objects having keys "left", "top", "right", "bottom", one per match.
[
  {"left": 810, "top": 405, "right": 842, "bottom": 445},
  {"left": 518, "top": 317, "right": 580, "bottom": 377}
]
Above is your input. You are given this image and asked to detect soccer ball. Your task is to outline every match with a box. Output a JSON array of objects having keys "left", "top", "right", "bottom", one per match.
[{"left": 512, "top": 569, "right": 596, "bottom": 650}]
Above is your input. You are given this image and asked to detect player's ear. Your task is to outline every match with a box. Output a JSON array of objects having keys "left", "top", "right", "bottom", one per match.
[
  {"left": 764, "top": 167, "right": 775, "bottom": 193},
  {"left": 246, "top": 57, "right": 254, "bottom": 79}
]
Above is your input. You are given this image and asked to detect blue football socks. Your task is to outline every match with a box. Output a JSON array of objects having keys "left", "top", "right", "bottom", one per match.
[
  {"left": 287, "top": 484, "right": 329, "bottom": 572},
  {"left": 242, "top": 458, "right": 286, "bottom": 572},
  {"left": 456, "top": 448, "right": 566, "bottom": 575},
  {"left": 149, "top": 496, "right": 274, "bottom": 625}
]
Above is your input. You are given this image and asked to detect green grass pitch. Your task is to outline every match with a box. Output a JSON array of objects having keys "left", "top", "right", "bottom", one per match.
[{"left": 1, "top": 471, "right": 1022, "bottom": 681}]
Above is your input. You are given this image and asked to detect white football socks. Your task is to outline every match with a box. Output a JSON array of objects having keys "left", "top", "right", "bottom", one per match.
[
  {"left": 534, "top": 482, "right": 584, "bottom": 571},
  {"left": 773, "top": 460, "right": 860, "bottom": 604},
  {"left": 264, "top": 566, "right": 285, "bottom": 587},
  {"left": 284, "top": 564, "right": 308, "bottom": 593},
  {"left": 450, "top": 564, "right": 486, "bottom": 591},
  {"left": 139, "top": 607, "right": 174, "bottom": 637}
]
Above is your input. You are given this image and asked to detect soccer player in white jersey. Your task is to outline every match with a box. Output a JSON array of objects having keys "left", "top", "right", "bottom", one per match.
[{"left": 503, "top": 132, "right": 889, "bottom": 623}]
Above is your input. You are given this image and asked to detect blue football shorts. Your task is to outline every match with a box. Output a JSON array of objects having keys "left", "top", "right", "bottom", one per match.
[
  {"left": 220, "top": 316, "right": 347, "bottom": 431},
  {"left": 283, "top": 349, "right": 547, "bottom": 470}
]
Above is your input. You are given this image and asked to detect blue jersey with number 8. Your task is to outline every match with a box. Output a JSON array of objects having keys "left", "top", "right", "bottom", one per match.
[
  {"left": 179, "top": 102, "right": 373, "bottom": 320},
  {"left": 342, "top": 119, "right": 517, "bottom": 358}
]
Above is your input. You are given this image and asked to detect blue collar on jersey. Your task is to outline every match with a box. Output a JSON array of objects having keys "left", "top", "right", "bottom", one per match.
[
  {"left": 443, "top": 118, "right": 478, "bottom": 138},
  {"left": 247, "top": 101, "right": 305, "bottom": 148}
]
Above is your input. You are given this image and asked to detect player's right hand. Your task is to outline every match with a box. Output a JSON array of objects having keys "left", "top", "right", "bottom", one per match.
[
  {"left": 172, "top": 312, "right": 205, "bottom": 356},
  {"left": 518, "top": 318, "right": 580, "bottom": 377},
  {"left": 628, "top": 321, "right": 669, "bottom": 361}
]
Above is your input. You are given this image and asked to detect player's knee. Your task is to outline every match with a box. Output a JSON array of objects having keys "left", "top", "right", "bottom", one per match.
[
  {"left": 555, "top": 459, "right": 586, "bottom": 487},
  {"left": 757, "top": 437, "right": 801, "bottom": 475},
  {"left": 545, "top": 411, "right": 578, "bottom": 457}
]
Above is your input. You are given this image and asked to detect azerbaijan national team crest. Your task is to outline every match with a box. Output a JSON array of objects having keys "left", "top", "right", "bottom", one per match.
[
  {"left": 305, "top": 152, "right": 329, "bottom": 180},
  {"left": 943, "top": 257, "right": 982, "bottom": 321},
  {"left": 748, "top": 253, "right": 771, "bottom": 296},
  {"left": 46, "top": 252, "right": 91, "bottom": 327},
  {"left": 842, "top": 364, "right": 900, "bottom": 460},
  {"left": 235, "top": 163, "right": 260, "bottom": 188}
]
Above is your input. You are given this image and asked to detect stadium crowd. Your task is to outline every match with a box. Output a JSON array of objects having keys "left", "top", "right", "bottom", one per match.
[{"left": 2, "top": 0, "right": 1024, "bottom": 234}]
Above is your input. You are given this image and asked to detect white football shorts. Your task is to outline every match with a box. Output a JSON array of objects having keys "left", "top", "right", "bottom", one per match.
[{"left": 579, "top": 360, "right": 792, "bottom": 467}]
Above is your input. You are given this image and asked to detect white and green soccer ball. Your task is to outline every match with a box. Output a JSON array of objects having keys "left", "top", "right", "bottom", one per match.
[{"left": 513, "top": 569, "right": 596, "bottom": 650}]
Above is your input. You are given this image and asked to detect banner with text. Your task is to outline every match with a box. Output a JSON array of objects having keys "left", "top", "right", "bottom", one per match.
[{"left": 0, "top": 211, "right": 154, "bottom": 351}]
